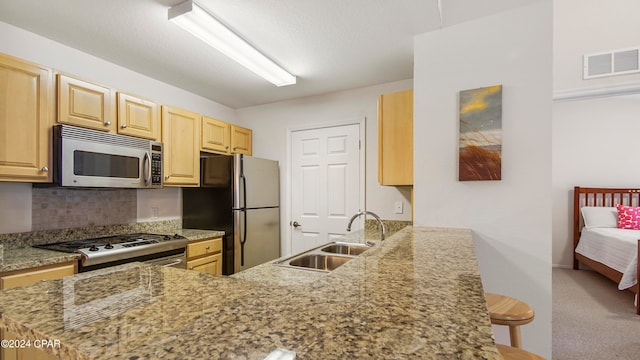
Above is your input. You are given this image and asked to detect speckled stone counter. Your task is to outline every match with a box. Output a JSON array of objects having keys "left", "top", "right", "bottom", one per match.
[
  {"left": 0, "top": 247, "right": 81, "bottom": 273},
  {"left": 0, "top": 226, "right": 498, "bottom": 359}
]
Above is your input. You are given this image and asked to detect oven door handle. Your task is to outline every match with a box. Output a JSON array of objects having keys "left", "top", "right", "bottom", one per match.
[{"left": 145, "top": 257, "right": 184, "bottom": 267}]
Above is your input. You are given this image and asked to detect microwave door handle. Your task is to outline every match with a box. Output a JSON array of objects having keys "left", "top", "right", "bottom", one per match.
[{"left": 143, "top": 152, "right": 151, "bottom": 186}]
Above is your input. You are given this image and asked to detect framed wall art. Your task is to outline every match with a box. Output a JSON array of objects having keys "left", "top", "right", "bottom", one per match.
[{"left": 458, "top": 85, "right": 502, "bottom": 181}]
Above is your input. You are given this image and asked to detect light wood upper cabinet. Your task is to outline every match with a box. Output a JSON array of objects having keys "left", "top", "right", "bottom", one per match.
[
  {"left": 378, "top": 89, "right": 413, "bottom": 186},
  {"left": 161, "top": 105, "right": 200, "bottom": 186},
  {"left": 0, "top": 53, "right": 54, "bottom": 183},
  {"left": 117, "top": 92, "right": 160, "bottom": 141},
  {"left": 57, "top": 74, "right": 116, "bottom": 132},
  {"left": 231, "top": 125, "right": 252, "bottom": 155},
  {"left": 201, "top": 116, "right": 231, "bottom": 154}
]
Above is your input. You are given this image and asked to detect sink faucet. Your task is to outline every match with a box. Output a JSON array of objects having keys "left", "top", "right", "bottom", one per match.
[{"left": 346, "top": 210, "right": 386, "bottom": 242}]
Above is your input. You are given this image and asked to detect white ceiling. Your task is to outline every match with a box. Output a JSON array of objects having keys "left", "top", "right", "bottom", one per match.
[{"left": 0, "top": 0, "right": 540, "bottom": 109}]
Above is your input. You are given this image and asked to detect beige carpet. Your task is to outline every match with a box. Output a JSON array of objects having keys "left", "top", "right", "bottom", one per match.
[{"left": 552, "top": 268, "right": 640, "bottom": 359}]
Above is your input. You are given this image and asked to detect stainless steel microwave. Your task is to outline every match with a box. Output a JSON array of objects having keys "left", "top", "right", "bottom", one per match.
[{"left": 54, "top": 124, "right": 163, "bottom": 188}]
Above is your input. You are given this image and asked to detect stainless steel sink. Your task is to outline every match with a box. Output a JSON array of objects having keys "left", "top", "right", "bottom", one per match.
[
  {"left": 275, "top": 241, "right": 371, "bottom": 272},
  {"left": 320, "top": 243, "right": 369, "bottom": 256},
  {"left": 288, "top": 254, "right": 352, "bottom": 271}
]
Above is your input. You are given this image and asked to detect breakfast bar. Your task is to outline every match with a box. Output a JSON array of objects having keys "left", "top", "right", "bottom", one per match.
[{"left": 0, "top": 226, "right": 498, "bottom": 359}]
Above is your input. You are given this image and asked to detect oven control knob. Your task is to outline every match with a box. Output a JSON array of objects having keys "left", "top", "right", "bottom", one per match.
[
  {"left": 163, "top": 235, "right": 171, "bottom": 240},
  {"left": 89, "top": 245, "right": 99, "bottom": 251},
  {"left": 104, "top": 243, "right": 114, "bottom": 249}
]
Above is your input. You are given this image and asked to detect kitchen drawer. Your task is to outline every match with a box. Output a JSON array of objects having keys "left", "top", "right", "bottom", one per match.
[
  {"left": 186, "top": 253, "right": 222, "bottom": 275},
  {"left": 0, "top": 261, "right": 77, "bottom": 290},
  {"left": 187, "top": 237, "right": 222, "bottom": 259}
]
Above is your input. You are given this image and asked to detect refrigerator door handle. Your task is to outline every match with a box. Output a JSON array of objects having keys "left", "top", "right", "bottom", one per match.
[{"left": 240, "top": 171, "right": 248, "bottom": 266}]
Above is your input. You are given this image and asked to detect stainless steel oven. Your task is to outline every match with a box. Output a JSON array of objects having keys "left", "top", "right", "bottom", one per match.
[{"left": 34, "top": 233, "right": 188, "bottom": 272}]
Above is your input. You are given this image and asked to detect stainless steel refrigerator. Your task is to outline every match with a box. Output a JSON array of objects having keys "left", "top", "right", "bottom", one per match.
[{"left": 182, "top": 153, "right": 280, "bottom": 274}]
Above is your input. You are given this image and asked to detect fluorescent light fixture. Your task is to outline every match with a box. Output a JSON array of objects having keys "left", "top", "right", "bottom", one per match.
[{"left": 168, "top": 0, "right": 296, "bottom": 87}]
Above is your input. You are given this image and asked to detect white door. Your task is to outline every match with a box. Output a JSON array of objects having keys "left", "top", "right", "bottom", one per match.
[{"left": 290, "top": 124, "right": 361, "bottom": 254}]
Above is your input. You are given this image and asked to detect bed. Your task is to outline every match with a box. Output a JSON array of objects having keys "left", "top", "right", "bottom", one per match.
[{"left": 573, "top": 186, "right": 640, "bottom": 314}]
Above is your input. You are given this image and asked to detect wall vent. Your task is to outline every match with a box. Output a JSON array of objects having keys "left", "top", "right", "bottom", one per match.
[{"left": 583, "top": 47, "right": 640, "bottom": 79}]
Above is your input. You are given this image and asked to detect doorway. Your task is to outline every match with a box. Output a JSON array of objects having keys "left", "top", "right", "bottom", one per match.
[{"left": 287, "top": 120, "right": 364, "bottom": 255}]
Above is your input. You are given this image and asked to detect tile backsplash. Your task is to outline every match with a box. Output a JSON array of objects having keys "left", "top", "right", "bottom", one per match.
[{"left": 32, "top": 188, "right": 136, "bottom": 231}]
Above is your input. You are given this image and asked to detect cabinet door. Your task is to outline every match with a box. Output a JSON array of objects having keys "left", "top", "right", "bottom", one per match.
[
  {"left": 0, "top": 262, "right": 76, "bottom": 290},
  {"left": 378, "top": 89, "right": 413, "bottom": 185},
  {"left": 0, "top": 53, "right": 54, "bottom": 182},
  {"left": 187, "top": 237, "right": 223, "bottom": 259},
  {"left": 201, "top": 116, "right": 230, "bottom": 154},
  {"left": 187, "top": 253, "right": 223, "bottom": 275},
  {"left": 117, "top": 92, "right": 160, "bottom": 141},
  {"left": 161, "top": 105, "right": 200, "bottom": 186},
  {"left": 57, "top": 74, "right": 116, "bottom": 132},
  {"left": 230, "top": 125, "right": 252, "bottom": 155}
]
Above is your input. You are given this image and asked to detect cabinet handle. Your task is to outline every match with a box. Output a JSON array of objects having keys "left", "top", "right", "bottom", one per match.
[
  {"left": 41, "top": 166, "right": 49, "bottom": 172},
  {"left": 205, "top": 246, "right": 210, "bottom": 251},
  {"left": 189, "top": 267, "right": 194, "bottom": 270},
  {"left": 225, "top": 145, "right": 229, "bottom": 149},
  {"left": 121, "top": 123, "right": 127, "bottom": 129},
  {"left": 105, "top": 121, "right": 111, "bottom": 126},
  {"left": 165, "top": 175, "right": 170, "bottom": 180},
  {"left": 233, "top": 147, "right": 237, "bottom": 151}
]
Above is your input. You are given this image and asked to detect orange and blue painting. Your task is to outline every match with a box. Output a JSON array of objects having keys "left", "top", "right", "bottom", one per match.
[{"left": 459, "top": 85, "right": 502, "bottom": 181}]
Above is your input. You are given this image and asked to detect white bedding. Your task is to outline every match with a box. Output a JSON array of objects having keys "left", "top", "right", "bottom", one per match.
[{"left": 575, "top": 227, "right": 639, "bottom": 290}]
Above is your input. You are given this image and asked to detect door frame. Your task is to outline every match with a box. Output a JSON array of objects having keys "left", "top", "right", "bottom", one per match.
[{"left": 285, "top": 117, "right": 366, "bottom": 256}]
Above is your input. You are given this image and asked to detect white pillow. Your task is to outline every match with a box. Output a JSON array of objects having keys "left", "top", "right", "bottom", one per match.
[{"left": 581, "top": 206, "right": 618, "bottom": 229}]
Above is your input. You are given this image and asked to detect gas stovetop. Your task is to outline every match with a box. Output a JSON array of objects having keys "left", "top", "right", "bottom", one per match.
[{"left": 34, "top": 233, "right": 188, "bottom": 267}]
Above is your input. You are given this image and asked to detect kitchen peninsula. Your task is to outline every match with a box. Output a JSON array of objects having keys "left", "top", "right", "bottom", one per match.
[{"left": 0, "top": 227, "right": 498, "bottom": 359}]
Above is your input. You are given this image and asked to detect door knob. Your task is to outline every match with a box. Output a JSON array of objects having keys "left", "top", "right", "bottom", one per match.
[{"left": 291, "top": 221, "right": 301, "bottom": 228}]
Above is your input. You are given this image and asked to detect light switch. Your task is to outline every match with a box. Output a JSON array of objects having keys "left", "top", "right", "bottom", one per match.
[{"left": 394, "top": 201, "right": 403, "bottom": 214}]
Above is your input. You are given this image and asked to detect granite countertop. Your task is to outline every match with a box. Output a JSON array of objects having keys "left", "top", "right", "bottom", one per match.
[
  {"left": 0, "top": 246, "right": 81, "bottom": 273},
  {"left": 0, "top": 226, "right": 224, "bottom": 273},
  {"left": 0, "top": 226, "right": 498, "bottom": 359}
]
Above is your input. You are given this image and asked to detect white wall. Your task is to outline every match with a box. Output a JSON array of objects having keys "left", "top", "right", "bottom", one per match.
[
  {"left": 413, "top": 2, "right": 552, "bottom": 358},
  {"left": 554, "top": 0, "right": 640, "bottom": 94},
  {"left": 0, "top": 21, "right": 236, "bottom": 233},
  {"left": 552, "top": 0, "right": 640, "bottom": 267},
  {"left": 236, "top": 80, "right": 414, "bottom": 255}
]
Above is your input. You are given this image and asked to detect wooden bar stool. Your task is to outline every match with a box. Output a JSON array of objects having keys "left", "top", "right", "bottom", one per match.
[
  {"left": 485, "top": 293, "right": 535, "bottom": 348},
  {"left": 496, "top": 344, "right": 545, "bottom": 360}
]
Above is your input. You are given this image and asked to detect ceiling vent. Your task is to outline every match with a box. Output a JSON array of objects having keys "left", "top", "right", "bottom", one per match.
[{"left": 583, "top": 47, "right": 640, "bottom": 79}]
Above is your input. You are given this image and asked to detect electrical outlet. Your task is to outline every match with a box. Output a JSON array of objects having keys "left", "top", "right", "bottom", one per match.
[
  {"left": 394, "top": 201, "right": 403, "bottom": 214},
  {"left": 152, "top": 207, "right": 159, "bottom": 219}
]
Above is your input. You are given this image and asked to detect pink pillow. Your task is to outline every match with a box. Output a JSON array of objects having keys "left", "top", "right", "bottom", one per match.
[{"left": 616, "top": 204, "right": 640, "bottom": 229}]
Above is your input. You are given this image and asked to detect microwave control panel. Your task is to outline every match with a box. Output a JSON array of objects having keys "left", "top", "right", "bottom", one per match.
[{"left": 150, "top": 143, "right": 163, "bottom": 187}]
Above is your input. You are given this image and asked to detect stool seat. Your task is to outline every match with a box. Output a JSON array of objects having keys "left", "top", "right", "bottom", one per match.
[
  {"left": 496, "top": 344, "right": 545, "bottom": 360},
  {"left": 485, "top": 293, "right": 534, "bottom": 348}
]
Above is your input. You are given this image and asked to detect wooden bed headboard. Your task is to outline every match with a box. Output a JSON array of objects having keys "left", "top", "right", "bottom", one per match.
[{"left": 573, "top": 186, "right": 640, "bottom": 267}]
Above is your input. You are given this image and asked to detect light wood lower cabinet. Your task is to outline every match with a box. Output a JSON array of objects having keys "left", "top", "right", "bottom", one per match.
[
  {"left": 186, "top": 237, "right": 223, "bottom": 276},
  {"left": 0, "top": 261, "right": 77, "bottom": 360},
  {"left": 0, "top": 53, "right": 54, "bottom": 183}
]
